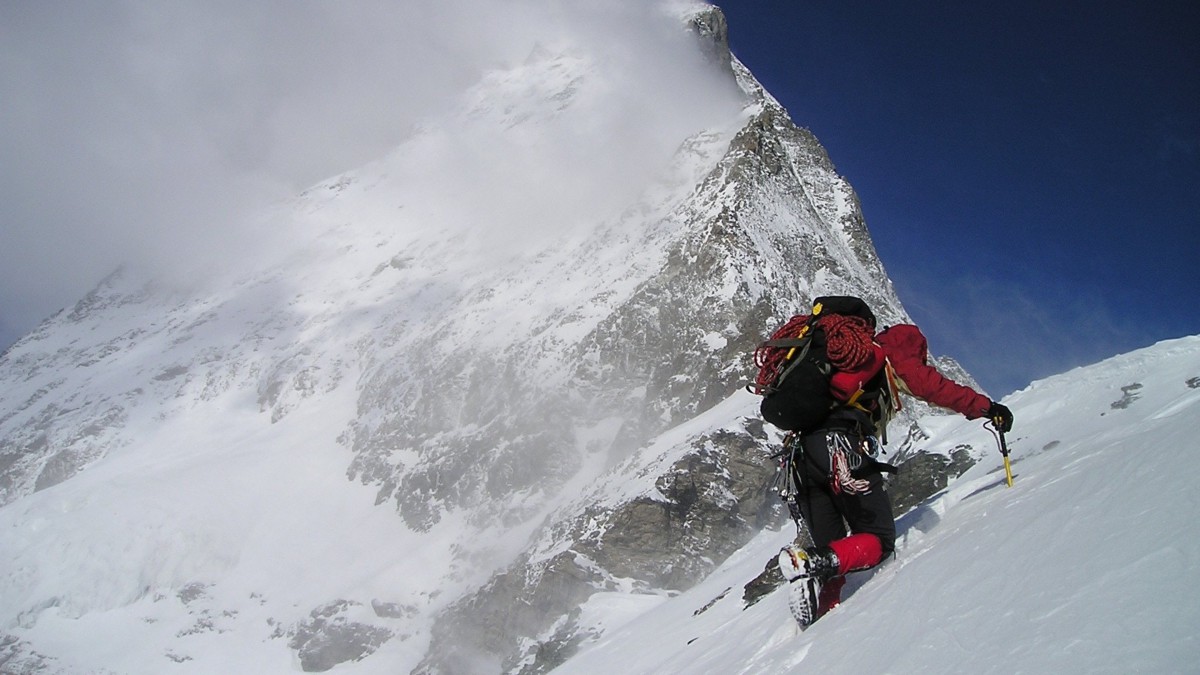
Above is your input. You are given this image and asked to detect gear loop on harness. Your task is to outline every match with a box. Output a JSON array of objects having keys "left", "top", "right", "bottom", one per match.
[
  {"left": 771, "top": 431, "right": 807, "bottom": 524},
  {"left": 828, "top": 431, "right": 872, "bottom": 495}
]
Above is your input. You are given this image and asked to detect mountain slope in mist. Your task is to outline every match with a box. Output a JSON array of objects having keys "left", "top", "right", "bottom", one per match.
[{"left": 0, "top": 5, "right": 995, "bottom": 674}]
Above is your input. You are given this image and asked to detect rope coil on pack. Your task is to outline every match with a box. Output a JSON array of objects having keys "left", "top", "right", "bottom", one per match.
[
  {"left": 751, "top": 314, "right": 813, "bottom": 394},
  {"left": 751, "top": 313, "right": 876, "bottom": 395},
  {"left": 819, "top": 314, "right": 875, "bottom": 370}
]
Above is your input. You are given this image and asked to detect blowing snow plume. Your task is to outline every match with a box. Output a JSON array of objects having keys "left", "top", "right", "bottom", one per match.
[
  {"left": 0, "top": 0, "right": 741, "bottom": 347},
  {"left": 0, "top": 3, "right": 783, "bottom": 673}
]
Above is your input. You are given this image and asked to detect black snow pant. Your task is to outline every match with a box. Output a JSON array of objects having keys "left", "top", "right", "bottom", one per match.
[{"left": 793, "top": 426, "right": 897, "bottom": 561}]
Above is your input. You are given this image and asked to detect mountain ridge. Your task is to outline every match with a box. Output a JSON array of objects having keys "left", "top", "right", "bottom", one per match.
[{"left": 1, "top": 5, "right": 997, "bottom": 673}]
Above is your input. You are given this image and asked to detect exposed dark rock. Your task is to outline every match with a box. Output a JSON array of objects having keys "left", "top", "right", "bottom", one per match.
[
  {"left": 689, "top": 6, "right": 733, "bottom": 73},
  {"left": 177, "top": 582, "right": 210, "bottom": 605},
  {"left": 1110, "top": 382, "right": 1144, "bottom": 410},
  {"left": 370, "top": 600, "right": 417, "bottom": 619},
  {"left": 694, "top": 586, "right": 732, "bottom": 616},
  {"left": 887, "top": 446, "right": 977, "bottom": 515},
  {"left": 288, "top": 601, "right": 393, "bottom": 673},
  {"left": 742, "top": 555, "right": 784, "bottom": 608},
  {"left": 416, "top": 420, "right": 789, "bottom": 674},
  {"left": 0, "top": 633, "right": 59, "bottom": 674}
]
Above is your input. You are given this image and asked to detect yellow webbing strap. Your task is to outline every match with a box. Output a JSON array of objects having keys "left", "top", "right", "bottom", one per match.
[
  {"left": 847, "top": 388, "right": 871, "bottom": 414},
  {"left": 785, "top": 324, "right": 809, "bottom": 361},
  {"left": 883, "top": 358, "right": 903, "bottom": 412},
  {"left": 784, "top": 304, "right": 822, "bottom": 361}
]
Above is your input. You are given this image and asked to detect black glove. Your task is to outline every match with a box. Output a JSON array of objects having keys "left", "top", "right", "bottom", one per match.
[{"left": 987, "top": 401, "right": 1013, "bottom": 433}]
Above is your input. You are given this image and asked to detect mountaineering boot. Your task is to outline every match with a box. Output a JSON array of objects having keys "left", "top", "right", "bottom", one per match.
[
  {"left": 777, "top": 545, "right": 840, "bottom": 582},
  {"left": 788, "top": 575, "right": 822, "bottom": 628},
  {"left": 778, "top": 545, "right": 840, "bottom": 629}
]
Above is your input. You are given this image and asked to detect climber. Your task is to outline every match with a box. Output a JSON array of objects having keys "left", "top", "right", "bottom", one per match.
[{"left": 773, "top": 310, "right": 1013, "bottom": 626}]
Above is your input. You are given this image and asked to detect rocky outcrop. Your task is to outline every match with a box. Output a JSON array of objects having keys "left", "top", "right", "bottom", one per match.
[
  {"left": 417, "top": 416, "right": 786, "bottom": 674},
  {"left": 887, "top": 446, "right": 977, "bottom": 514},
  {"left": 288, "top": 601, "right": 394, "bottom": 672}
]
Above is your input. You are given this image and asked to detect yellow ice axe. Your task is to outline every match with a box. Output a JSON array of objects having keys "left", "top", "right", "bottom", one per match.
[{"left": 995, "top": 426, "right": 1014, "bottom": 488}]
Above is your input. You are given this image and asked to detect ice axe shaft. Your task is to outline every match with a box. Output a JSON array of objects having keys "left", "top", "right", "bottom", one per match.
[{"left": 997, "top": 428, "right": 1014, "bottom": 488}]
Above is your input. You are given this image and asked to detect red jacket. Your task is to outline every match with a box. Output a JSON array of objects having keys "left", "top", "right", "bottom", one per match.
[{"left": 875, "top": 324, "right": 991, "bottom": 419}]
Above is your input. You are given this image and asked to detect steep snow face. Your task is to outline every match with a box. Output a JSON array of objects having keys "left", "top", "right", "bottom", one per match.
[{"left": 553, "top": 336, "right": 1200, "bottom": 674}]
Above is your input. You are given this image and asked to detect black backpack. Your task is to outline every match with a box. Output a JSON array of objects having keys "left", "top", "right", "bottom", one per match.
[{"left": 750, "top": 296, "right": 878, "bottom": 432}]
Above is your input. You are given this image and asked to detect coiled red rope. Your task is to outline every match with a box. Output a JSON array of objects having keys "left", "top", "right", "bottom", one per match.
[
  {"left": 752, "top": 314, "right": 810, "bottom": 393},
  {"left": 819, "top": 314, "right": 875, "bottom": 370},
  {"left": 752, "top": 313, "right": 875, "bottom": 393}
]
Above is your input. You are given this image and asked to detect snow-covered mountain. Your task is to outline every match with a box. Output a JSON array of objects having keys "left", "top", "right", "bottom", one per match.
[{"left": 1, "top": 5, "right": 1027, "bottom": 673}]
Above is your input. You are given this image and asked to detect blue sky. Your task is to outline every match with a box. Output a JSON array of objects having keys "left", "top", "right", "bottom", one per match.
[
  {"left": 1, "top": 1, "right": 1196, "bottom": 400},
  {"left": 719, "top": 1, "right": 1199, "bottom": 396}
]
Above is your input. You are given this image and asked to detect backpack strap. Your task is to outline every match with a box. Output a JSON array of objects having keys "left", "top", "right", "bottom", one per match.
[{"left": 763, "top": 337, "right": 810, "bottom": 348}]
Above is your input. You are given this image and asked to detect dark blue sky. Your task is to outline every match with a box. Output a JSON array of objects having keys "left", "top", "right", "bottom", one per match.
[{"left": 719, "top": 1, "right": 1199, "bottom": 396}]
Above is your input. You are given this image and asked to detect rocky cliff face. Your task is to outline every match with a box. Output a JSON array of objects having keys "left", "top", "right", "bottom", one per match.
[
  {"left": 0, "top": 5, "right": 985, "bottom": 673},
  {"left": 414, "top": 10, "right": 982, "bottom": 673}
]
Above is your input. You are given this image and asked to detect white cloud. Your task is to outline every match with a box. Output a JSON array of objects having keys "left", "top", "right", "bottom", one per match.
[{"left": 0, "top": 0, "right": 735, "bottom": 347}]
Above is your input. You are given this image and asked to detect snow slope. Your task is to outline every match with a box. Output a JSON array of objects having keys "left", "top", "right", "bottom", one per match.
[{"left": 555, "top": 335, "right": 1200, "bottom": 674}]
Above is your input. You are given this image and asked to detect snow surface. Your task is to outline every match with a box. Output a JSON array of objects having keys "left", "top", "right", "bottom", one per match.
[{"left": 555, "top": 336, "right": 1200, "bottom": 674}]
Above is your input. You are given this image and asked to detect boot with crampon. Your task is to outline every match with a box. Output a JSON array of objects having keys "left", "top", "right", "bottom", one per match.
[{"left": 778, "top": 545, "right": 840, "bottom": 628}]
